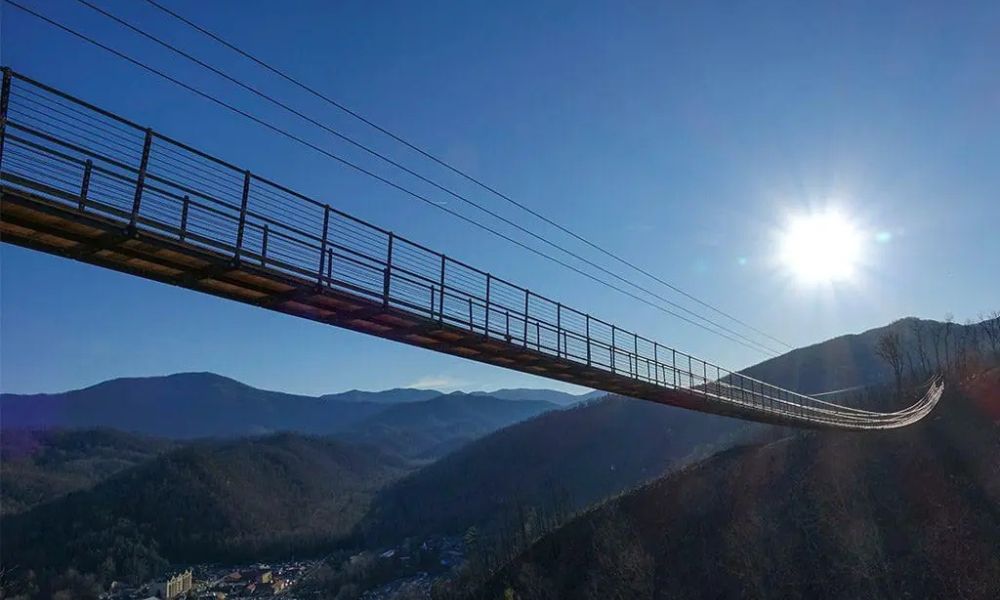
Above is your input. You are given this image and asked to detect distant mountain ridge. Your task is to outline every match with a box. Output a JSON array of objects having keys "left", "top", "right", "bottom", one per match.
[
  {"left": 320, "top": 388, "right": 443, "bottom": 404},
  {"left": 0, "top": 373, "right": 567, "bottom": 440},
  {"left": 0, "top": 372, "right": 385, "bottom": 438},
  {"left": 469, "top": 388, "right": 603, "bottom": 406},
  {"left": 324, "top": 387, "right": 598, "bottom": 406}
]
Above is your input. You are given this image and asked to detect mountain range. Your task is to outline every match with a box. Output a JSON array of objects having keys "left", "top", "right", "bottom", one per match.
[
  {"left": 2, "top": 316, "right": 997, "bottom": 599},
  {"left": 0, "top": 373, "right": 586, "bottom": 440}
]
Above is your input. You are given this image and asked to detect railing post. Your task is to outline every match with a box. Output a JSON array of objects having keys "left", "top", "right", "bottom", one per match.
[
  {"left": 672, "top": 349, "right": 678, "bottom": 388},
  {"left": 382, "top": 232, "right": 394, "bottom": 308},
  {"left": 317, "top": 205, "right": 330, "bottom": 285},
  {"left": 129, "top": 128, "right": 153, "bottom": 230},
  {"left": 327, "top": 249, "right": 333, "bottom": 281},
  {"left": 0, "top": 68, "right": 11, "bottom": 166},
  {"left": 78, "top": 159, "right": 92, "bottom": 211},
  {"left": 633, "top": 333, "right": 639, "bottom": 377},
  {"left": 439, "top": 255, "right": 446, "bottom": 323},
  {"left": 556, "top": 303, "right": 562, "bottom": 357},
  {"left": 484, "top": 274, "right": 492, "bottom": 335},
  {"left": 611, "top": 325, "right": 616, "bottom": 372},
  {"left": 523, "top": 290, "right": 530, "bottom": 347},
  {"left": 179, "top": 195, "right": 190, "bottom": 241},
  {"left": 703, "top": 362, "right": 708, "bottom": 399},
  {"left": 586, "top": 314, "right": 591, "bottom": 366},
  {"left": 469, "top": 298, "right": 474, "bottom": 331},
  {"left": 234, "top": 170, "right": 251, "bottom": 262},
  {"left": 653, "top": 343, "right": 659, "bottom": 385},
  {"left": 261, "top": 224, "right": 269, "bottom": 266}
]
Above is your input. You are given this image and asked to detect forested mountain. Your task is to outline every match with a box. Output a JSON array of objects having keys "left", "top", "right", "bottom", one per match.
[
  {"left": 741, "top": 316, "right": 998, "bottom": 393},
  {"left": 1, "top": 434, "right": 411, "bottom": 592},
  {"left": 0, "top": 429, "right": 175, "bottom": 515},
  {"left": 472, "top": 368, "right": 1000, "bottom": 600},
  {"left": 341, "top": 394, "right": 559, "bottom": 460},
  {"left": 0, "top": 373, "right": 385, "bottom": 438},
  {"left": 362, "top": 395, "right": 754, "bottom": 544}
]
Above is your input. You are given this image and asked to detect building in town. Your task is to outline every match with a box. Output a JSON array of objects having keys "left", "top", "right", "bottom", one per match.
[{"left": 153, "top": 569, "right": 192, "bottom": 599}]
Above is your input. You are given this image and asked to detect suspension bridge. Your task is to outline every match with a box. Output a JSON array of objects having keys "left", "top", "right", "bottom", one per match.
[{"left": 0, "top": 68, "right": 943, "bottom": 430}]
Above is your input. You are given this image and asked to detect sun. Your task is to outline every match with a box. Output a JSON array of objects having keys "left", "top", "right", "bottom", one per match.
[{"left": 778, "top": 210, "right": 864, "bottom": 284}]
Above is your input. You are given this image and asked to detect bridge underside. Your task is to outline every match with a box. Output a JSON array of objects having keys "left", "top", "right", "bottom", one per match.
[{"left": 2, "top": 186, "right": 808, "bottom": 426}]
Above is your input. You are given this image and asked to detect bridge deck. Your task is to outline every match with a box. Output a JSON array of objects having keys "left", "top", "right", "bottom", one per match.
[{"left": 0, "top": 187, "right": 754, "bottom": 419}]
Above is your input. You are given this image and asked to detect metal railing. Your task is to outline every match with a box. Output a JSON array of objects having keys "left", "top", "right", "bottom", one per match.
[{"left": 0, "top": 68, "right": 942, "bottom": 429}]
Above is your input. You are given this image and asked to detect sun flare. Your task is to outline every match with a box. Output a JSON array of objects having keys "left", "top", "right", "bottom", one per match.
[{"left": 778, "top": 210, "right": 864, "bottom": 284}]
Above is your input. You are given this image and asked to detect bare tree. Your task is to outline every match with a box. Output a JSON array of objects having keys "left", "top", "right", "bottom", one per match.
[
  {"left": 876, "top": 331, "right": 905, "bottom": 399},
  {"left": 905, "top": 350, "right": 917, "bottom": 381},
  {"left": 943, "top": 313, "right": 955, "bottom": 371},
  {"left": 930, "top": 323, "right": 945, "bottom": 372},
  {"left": 980, "top": 311, "right": 1000, "bottom": 358},
  {"left": 911, "top": 319, "right": 930, "bottom": 375},
  {"left": 958, "top": 319, "right": 978, "bottom": 373}
]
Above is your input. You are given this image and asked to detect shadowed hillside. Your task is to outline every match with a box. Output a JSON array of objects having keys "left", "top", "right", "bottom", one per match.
[
  {"left": 1, "top": 434, "right": 410, "bottom": 590},
  {"left": 472, "top": 369, "right": 1000, "bottom": 600},
  {"left": 362, "top": 395, "right": 753, "bottom": 545},
  {"left": 0, "top": 429, "right": 175, "bottom": 515}
]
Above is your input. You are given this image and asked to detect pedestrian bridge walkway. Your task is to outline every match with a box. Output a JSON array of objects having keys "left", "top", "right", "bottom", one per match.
[{"left": 0, "top": 68, "right": 943, "bottom": 430}]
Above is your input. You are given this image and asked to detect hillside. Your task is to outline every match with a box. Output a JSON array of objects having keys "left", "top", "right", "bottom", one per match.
[
  {"left": 741, "top": 317, "right": 992, "bottom": 393},
  {"left": 0, "top": 429, "right": 174, "bottom": 515},
  {"left": 1, "top": 434, "right": 411, "bottom": 588},
  {"left": 341, "top": 394, "right": 559, "bottom": 460},
  {"left": 476, "top": 370, "right": 1000, "bottom": 600},
  {"left": 362, "top": 395, "right": 753, "bottom": 544}
]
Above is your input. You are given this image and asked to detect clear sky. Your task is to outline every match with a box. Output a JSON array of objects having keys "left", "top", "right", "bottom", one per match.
[{"left": 2, "top": 0, "right": 998, "bottom": 395}]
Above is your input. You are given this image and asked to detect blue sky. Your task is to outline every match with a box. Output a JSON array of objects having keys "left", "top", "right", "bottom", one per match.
[{"left": 2, "top": 0, "right": 998, "bottom": 395}]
